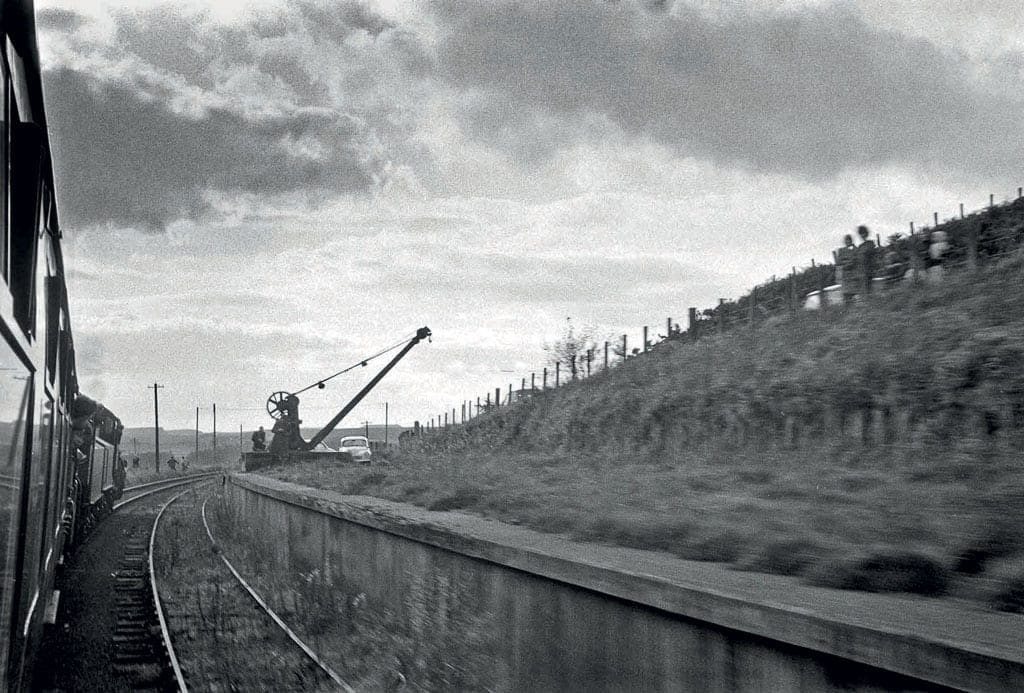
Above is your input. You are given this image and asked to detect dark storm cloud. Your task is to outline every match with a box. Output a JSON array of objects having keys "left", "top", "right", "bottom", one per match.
[
  {"left": 45, "top": 68, "right": 375, "bottom": 232},
  {"left": 36, "top": 1, "right": 416, "bottom": 232},
  {"left": 297, "top": 2, "right": 396, "bottom": 40},
  {"left": 35, "top": 8, "right": 87, "bottom": 32},
  {"left": 431, "top": 1, "right": 1024, "bottom": 180}
]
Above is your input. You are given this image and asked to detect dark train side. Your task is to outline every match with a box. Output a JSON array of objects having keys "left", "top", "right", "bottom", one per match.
[{"left": 0, "top": 1, "right": 125, "bottom": 690}]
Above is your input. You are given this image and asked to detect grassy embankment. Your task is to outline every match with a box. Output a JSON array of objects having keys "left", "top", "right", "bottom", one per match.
[{"left": 269, "top": 253, "right": 1024, "bottom": 612}]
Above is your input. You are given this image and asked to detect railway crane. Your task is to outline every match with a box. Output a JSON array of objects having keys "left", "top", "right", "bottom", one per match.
[{"left": 263, "top": 326, "right": 431, "bottom": 457}]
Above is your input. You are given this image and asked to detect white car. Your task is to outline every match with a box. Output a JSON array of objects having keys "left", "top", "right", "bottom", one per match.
[{"left": 338, "top": 436, "right": 372, "bottom": 463}]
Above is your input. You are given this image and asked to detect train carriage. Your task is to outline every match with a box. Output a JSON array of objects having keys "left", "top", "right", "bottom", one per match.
[{"left": 0, "top": 2, "right": 123, "bottom": 689}]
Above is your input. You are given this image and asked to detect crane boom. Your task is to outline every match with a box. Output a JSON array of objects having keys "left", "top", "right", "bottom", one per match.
[{"left": 301, "top": 326, "right": 431, "bottom": 451}]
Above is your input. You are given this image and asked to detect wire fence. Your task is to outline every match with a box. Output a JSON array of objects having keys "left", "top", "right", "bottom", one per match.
[{"left": 409, "top": 188, "right": 1024, "bottom": 437}]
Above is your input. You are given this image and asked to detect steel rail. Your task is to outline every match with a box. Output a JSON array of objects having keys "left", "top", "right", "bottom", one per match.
[
  {"left": 200, "top": 496, "right": 353, "bottom": 692},
  {"left": 123, "top": 470, "right": 224, "bottom": 493},
  {"left": 113, "top": 473, "right": 221, "bottom": 512},
  {"left": 149, "top": 488, "right": 199, "bottom": 693}
]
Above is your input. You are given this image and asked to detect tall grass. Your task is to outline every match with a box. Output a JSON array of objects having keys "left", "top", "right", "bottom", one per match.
[{"left": 268, "top": 254, "right": 1024, "bottom": 608}]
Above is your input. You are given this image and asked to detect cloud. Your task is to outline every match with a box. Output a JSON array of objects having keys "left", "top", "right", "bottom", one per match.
[
  {"left": 36, "top": 7, "right": 87, "bottom": 32},
  {"left": 430, "top": 0, "right": 1024, "bottom": 182},
  {"left": 38, "top": 1, "right": 421, "bottom": 232},
  {"left": 44, "top": 67, "right": 376, "bottom": 231}
]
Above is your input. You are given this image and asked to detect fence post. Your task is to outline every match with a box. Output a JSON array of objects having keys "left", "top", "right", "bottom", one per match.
[
  {"left": 477, "top": 396, "right": 481, "bottom": 415},
  {"left": 586, "top": 349, "right": 592, "bottom": 377},
  {"left": 622, "top": 334, "right": 627, "bottom": 361},
  {"left": 909, "top": 231, "right": 924, "bottom": 281},
  {"left": 910, "top": 221, "right": 915, "bottom": 234},
  {"left": 789, "top": 268, "right": 797, "bottom": 312},
  {"left": 967, "top": 221, "right": 978, "bottom": 272},
  {"left": 508, "top": 383, "right": 512, "bottom": 404},
  {"left": 717, "top": 298, "right": 725, "bottom": 330},
  {"left": 543, "top": 367, "right": 547, "bottom": 389},
  {"left": 555, "top": 362, "right": 560, "bottom": 387},
  {"left": 1018, "top": 187, "right": 1022, "bottom": 200},
  {"left": 934, "top": 212, "right": 938, "bottom": 226},
  {"left": 688, "top": 307, "right": 698, "bottom": 340},
  {"left": 818, "top": 263, "right": 828, "bottom": 309},
  {"left": 604, "top": 341, "right": 609, "bottom": 370},
  {"left": 495, "top": 387, "right": 501, "bottom": 407},
  {"left": 666, "top": 317, "right": 672, "bottom": 339},
  {"left": 960, "top": 203, "right": 964, "bottom": 219},
  {"left": 521, "top": 377, "right": 526, "bottom": 393},
  {"left": 643, "top": 326, "right": 648, "bottom": 353},
  {"left": 531, "top": 372, "right": 536, "bottom": 391}
]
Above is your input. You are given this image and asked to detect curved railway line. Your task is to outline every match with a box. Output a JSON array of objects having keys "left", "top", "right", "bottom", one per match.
[
  {"left": 152, "top": 487, "right": 345, "bottom": 691},
  {"left": 199, "top": 497, "right": 352, "bottom": 691},
  {"left": 37, "top": 470, "right": 351, "bottom": 690}
]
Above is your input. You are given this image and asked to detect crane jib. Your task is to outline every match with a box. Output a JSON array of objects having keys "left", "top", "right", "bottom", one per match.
[{"left": 266, "top": 326, "right": 431, "bottom": 453}]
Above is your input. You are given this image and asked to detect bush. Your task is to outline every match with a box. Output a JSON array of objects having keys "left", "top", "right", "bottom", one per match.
[
  {"left": 736, "top": 537, "right": 832, "bottom": 577},
  {"left": 675, "top": 528, "right": 751, "bottom": 563},
  {"left": 807, "top": 550, "right": 950, "bottom": 596},
  {"left": 345, "top": 471, "right": 388, "bottom": 496},
  {"left": 951, "top": 521, "right": 1022, "bottom": 575},
  {"left": 982, "top": 558, "right": 1024, "bottom": 613},
  {"left": 426, "top": 486, "right": 486, "bottom": 511}
]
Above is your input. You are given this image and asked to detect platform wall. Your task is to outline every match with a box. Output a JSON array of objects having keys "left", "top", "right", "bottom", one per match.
[{"left": 224, "top": 474, "right": 1020, "bottom": 692}]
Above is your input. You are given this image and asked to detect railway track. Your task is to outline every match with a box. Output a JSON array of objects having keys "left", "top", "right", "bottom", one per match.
[
  {"left": 108, "top": 487, "right": 199, "bottom": 691},
  {"left": 153, "top": 487, "right": 348, "bottom": 691},
  {"left": 34, "top": 473, "right": 217, "bottom": 690}
]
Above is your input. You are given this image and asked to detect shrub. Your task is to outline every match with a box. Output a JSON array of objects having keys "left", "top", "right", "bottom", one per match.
[
  {"left": 951, "top": 521, "right": 1022, "bottom": 575},
  {"left": 573, "top": 514, "right": 695, "bottom": 553},
  {"left": 982, "top": 558, "right": 1024, "bottom": 613},
  {"left": 675, "top": 528, "right": 751, "bottom": 563},
  {"left": 345, "top": 471, "right": 388, "bottom": 496},
  {"left": 426, "top": 486, "right": 486, "bottom": 511},
  {"left": 736, "top": 537, "right": 831, "bottom": 577},
  {"left": 807, "top": 550, "right": 950, "bottom": 596}
]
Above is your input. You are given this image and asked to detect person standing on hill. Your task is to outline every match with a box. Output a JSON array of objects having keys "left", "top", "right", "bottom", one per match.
[
  {"left": 837, "top": 234, "right": 859, "bottom": 304},
  {"left": 251, "top": 425, "right": 267, "bottom": 452},
  {"left": 857, "top": 225, "right": 876, "bottom": 294}
]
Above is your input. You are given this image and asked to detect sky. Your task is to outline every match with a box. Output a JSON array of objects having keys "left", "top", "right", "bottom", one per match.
[{"left": 33, "top": 0, "right": 1024, "bottom": 432}]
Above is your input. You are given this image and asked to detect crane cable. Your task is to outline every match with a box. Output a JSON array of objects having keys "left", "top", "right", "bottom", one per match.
[{"left": 290, "top": 331, "right": 422, "bottom": 396}]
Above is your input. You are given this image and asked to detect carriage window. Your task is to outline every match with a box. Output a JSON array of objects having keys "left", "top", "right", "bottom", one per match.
[
  {"left": 6, "top": 39, "right": 40, "bottom": 337},
  {"left": 23, "top": 395, "right": 54, "bottom": 621},
  {"left": 0, "top": 343, "right": 31, "bottom": 678},
  {"left": 0, "top": 55, "right": 8, "bottom": 283}
]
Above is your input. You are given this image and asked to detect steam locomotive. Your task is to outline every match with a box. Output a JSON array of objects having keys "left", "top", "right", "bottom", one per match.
[{"left": 0, "top": 2, "right": 125, "bottom": 689}]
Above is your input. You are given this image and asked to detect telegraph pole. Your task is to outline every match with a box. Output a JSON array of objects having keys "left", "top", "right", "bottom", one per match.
[
  {"left": 384, "top": 402, "right": 389, "bottom": 446},
  {"left": 149, "top": 383, "right": 164, "bottom": 473},
  {"left": 212, "top": 403, "right": 217, "bottom": 462}
]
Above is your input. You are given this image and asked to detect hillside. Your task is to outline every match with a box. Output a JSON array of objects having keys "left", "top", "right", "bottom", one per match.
[{"left": 266, "top": 212, "right": 1024, "bottom": 613}]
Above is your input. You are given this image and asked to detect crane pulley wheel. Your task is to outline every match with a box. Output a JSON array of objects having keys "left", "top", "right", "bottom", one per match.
[{"left": 266, "top": 391, "right": 292, "bottom": 420}]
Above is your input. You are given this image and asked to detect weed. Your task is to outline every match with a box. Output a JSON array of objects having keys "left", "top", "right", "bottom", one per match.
[
  {"left": 426, "top": 486, "right": 486, "bottom": 512},
  {"left": 808, "top": 550, "right": 950, "bottom": 596},
  {"left": 981, "top": 558, "right": 1024, "bottom": 613},
  {"left": 345, "top": 470, "right": 388, "bottom": 496},
  {"left": 735, "top": 537, "right": 833, "bottom": 577}
]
